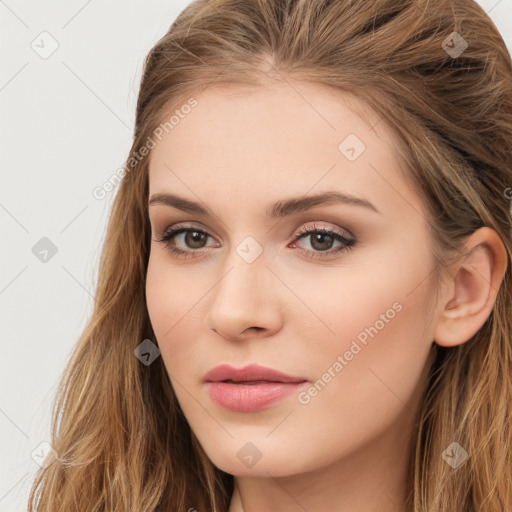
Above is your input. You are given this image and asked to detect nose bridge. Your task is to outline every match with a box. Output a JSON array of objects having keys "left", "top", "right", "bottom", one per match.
[
  {"left": 213, "top": 240, "right": 267, "bottom": 310},
  {"left": 206, "top": 235, "right": 281, "bottom": 338}
]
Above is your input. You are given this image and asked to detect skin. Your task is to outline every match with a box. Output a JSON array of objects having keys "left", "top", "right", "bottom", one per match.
[{"left": 145, "top": 78, "right": 507, "bottom": 512}]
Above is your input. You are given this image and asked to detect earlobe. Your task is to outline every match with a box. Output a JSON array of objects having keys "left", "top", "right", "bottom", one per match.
[{"left": 433, "top": 227, "right": 508, "bottom": 348}]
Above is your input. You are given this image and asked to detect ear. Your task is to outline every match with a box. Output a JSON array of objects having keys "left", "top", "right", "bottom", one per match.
[{"left": 434, "top": 227, "right": 508, "bottom": 347}]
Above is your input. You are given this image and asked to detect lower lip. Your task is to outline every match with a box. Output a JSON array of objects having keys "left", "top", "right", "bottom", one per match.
[{"left": 206, "top": 381, "right": 308, "bottom": 412}]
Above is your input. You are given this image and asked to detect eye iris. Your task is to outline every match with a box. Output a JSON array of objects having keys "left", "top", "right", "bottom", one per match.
[
  {"left": 310, "top": 233, "right": 333, "bottom": 251},
  {"left": 185, "top": 231, "right": 207, "bottom": 248}
]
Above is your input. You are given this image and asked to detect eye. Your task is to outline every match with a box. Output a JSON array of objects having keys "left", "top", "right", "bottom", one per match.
[
  {"left": 154, "top": 223, "right": 218, "bottom": 259},
  {"left": 289, "top": 223, "right": 356, "bottom": 259},
  {"left": 154, "top": 222, "right": 356, "bottom": 260}
]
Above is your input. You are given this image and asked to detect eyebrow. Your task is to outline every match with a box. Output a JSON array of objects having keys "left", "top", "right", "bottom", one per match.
[{"left": 148, "top": 190, "right": 381, "bottom": 217}]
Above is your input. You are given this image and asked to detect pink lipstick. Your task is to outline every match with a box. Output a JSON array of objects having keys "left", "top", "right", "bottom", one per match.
[{"left": 203, "top": 364, "right": 308, "bottom": 412}]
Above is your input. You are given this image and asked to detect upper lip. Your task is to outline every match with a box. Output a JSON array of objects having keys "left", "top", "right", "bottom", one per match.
[{"left": 203, "top": 364, "right": 308, "bottom": 383}]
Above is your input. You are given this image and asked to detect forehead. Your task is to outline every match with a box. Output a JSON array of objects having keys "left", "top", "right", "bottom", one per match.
[{"left": 147, "top": 80, "right": 423, "bottom": 221}]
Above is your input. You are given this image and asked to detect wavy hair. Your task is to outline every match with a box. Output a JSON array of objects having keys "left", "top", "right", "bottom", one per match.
[{"left": 28, "top": 0, "right": 512, "bottom": 510}]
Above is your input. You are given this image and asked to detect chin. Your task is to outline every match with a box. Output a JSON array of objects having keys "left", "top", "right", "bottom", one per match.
[{"left": 200, "top": 439, "right": 308, "bottom": 477}]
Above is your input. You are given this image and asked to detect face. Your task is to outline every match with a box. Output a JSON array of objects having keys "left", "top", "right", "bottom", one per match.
[{"left": 145, "top": 79, "right": 438, "bottom": 477}]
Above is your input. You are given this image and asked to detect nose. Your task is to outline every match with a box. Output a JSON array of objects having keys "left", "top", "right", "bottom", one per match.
[{"left": 205, "top": 252, "right": 283, "bottom": 342}]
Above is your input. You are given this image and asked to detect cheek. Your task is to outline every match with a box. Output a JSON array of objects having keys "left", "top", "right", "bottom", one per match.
[
  {"left": 298, "top": 281, "right": 433, "bottom": 428},
  {"left": 145, "top": 255, "right": 208, "bottom": 374},
  {"left": 281, "top": 246, "right": 435, "bottom": 406},
  {"left": 145, "top": 253, "right": 198, "bottom": 331},
  {"left": 146, "top": 257, "right": 173, "bottom": 335},
  {"left": 288, "top": 290, "right": 433, "bottom": 472},
  {"left": 275, "top": 242, "right": 429, "bottom": 352}
]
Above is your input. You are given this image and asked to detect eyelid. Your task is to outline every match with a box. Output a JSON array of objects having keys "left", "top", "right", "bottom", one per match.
[
  {"left": 154, "top": 220, "right": 356, "bottom": 259},
  {"left": 154, "top": 221, "right": 352, "bottom": 243},
  {"left": 153, "top": 222, "right": 219, "bottom": 247},
  {"left": 293, "top": 222, "right": 354, "bottom": 241}
]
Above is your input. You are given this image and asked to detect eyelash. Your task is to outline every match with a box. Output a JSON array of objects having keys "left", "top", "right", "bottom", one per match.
[{"left": 154, "top": 222, "right": 356, "bottom": 261}]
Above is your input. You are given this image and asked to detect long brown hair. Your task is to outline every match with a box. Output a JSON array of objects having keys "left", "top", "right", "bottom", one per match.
[{"left": 28, "top": 0, "right": 512, "bottom": 510}]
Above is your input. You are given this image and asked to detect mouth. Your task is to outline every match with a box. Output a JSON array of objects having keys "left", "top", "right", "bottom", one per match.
[
  {"left": 205, "top": 380, "right": 308, "bottom": 412},
  {"left": 220, "top": 379, "right": 302, "bottom": 384},
  {"left": 202, "top": 363, "right": 308, "bottom": 385},
  {"left": 202, "top": 364, "right": 309, "bottom": 412}
]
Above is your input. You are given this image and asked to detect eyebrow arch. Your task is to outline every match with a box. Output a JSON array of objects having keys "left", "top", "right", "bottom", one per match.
[{"left": 148, "top": 190, "right": 381, "bottom": 217}]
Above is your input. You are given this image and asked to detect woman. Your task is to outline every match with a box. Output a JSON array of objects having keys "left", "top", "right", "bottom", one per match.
[{"left": 28, "top": 0, "right": 512, "bottom": 510}]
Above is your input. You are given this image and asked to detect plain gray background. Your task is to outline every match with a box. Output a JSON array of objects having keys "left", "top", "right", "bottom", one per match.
[{"left": 1, "top": 1, "right": 511, "bottom": 510}]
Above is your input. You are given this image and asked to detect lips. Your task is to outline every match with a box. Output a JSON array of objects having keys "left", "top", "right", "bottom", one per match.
[
  {"left": 203, "top": 364, "right": 309, "bottom": 412},
  {"left": 202, "top": 363, "right": 308, "bottom": 384}
]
